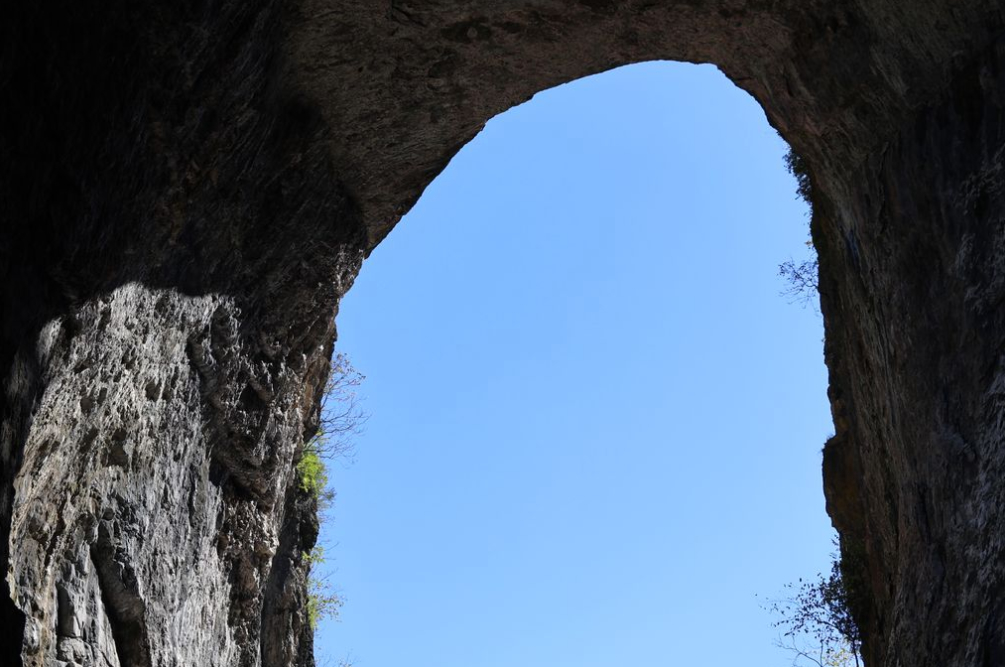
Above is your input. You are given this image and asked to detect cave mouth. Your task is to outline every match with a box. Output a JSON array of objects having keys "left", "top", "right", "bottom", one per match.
[{"left": 313, "top": 61, "right": 836, "bottom": 667}]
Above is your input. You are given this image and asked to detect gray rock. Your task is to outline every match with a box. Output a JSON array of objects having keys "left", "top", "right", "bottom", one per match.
[{"left": 3, "top": 1, "right": 1005, "bottom": 666}]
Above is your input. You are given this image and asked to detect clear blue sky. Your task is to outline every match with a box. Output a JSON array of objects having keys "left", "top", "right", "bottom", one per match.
[{"left": 315, "top": 61, "right": 834, "bottom": 667}]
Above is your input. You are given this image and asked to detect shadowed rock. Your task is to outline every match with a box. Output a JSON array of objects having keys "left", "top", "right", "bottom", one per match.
[{"left": 3, "top": 1, "right": 1005, "bottom": 665}]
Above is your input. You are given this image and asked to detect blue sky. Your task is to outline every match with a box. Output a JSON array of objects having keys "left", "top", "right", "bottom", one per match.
[{"left": 315, "top": 61, "right": 834, "bottom": 667}]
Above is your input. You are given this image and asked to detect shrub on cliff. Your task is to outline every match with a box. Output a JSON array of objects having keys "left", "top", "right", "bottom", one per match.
[
  {"left": 300, "top": 352, "right": 367, "bottom": 635},
  {"left": 764, "top": 544, "right": 863, "bottom": 667},
  {"left": 304, "top": 545, "right": 344, "bottom": 630},
  {"left": 312, "top": 351, "right": 368, "bottom": 462},
  {"left": 783, "top": 146, "right": 813, "bottom": 205},
  {"left": 298, "top": 351, "right": 367, "bottom": 507},
  {"left": 779, "top": 144, "right": 819, "bottom": 306},
  {"left": 298, "top": 435, "right": 335, "bottom": 509},
  {"left": 778, "top": 252, "right": 819, "bottom": 306}
]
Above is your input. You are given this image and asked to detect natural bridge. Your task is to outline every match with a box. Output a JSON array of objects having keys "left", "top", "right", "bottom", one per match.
[{"left": 3, "top": 2, "right": 1005, "bottom": 665}]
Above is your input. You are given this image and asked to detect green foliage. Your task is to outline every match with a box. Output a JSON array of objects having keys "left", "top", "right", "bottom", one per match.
[
  {"left": 299, "top": 352, "right": 367, "bottom": 641},
  {"left": 297, "top": 352, "right": 367, "bottom": 509},
  {"left": 300, "top": 456, "right": 342, "bottom": 632},
  {"left": 306, "top": 572, "right": 344, "bottom": 631},
  {"left": 765, "top": 542, "right": 863, "bottom": 667},
  {"left": 833, "top": 536, "right": 870, "bottom": 648},
  {"left": 297, "top": 436, "right": 327, "bottom": 495},
  {"left": 298, "top": 434, "right": 335, "bottom": 510},
  {"left": 784, "top": 146, "right": 813, "bottom": 204},
  {"left": 778, "top": 143, "right": 819, "bottom": 306},
  {"left": 304, "top": 544, "right": 343, "bottom": 629},
  {"left": 304, "top": 544, "right": 326, "bottom": 567}
]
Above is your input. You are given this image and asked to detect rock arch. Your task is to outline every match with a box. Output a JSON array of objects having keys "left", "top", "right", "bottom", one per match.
[{"left": 3, "top": 1, "right": 1005, "bottom": 665}]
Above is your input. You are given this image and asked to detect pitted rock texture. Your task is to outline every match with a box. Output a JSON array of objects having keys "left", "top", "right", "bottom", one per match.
[
  {"left": 2, "top": 2, "right": 366, "bottom": 665},
  {"left": 17, "top": 288, "right": 286, "bottom": 666},
  {"left": 8, "top": 276, "right": 363, "bottom": 667},
  {"left": 4, "top": 1, "right": 1005, "bottom": 666}
]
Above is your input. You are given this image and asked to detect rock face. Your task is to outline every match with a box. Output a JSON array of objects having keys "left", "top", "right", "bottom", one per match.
[{"left": 3, "top": 1, "right": 1005, "bottom": 665}]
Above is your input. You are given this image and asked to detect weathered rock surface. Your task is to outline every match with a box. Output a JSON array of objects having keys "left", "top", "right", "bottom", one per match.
[{"left": 3, "top": 1, "right": 1005, "bottom": 666}]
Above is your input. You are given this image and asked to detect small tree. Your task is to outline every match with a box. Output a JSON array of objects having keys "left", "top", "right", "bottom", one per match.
[
  {"left": 783, "top": 146, "right": 813, "bottom": 205},
  {"left": 301, "top": 352, "right": 367, "bottom": 637},
  {"left": 298, "top": 352, "right": 367, "bottom": 511},
  {"left": 778, "top": 144, "right": 819, "bottom": 306},
  {"left": 778, "top": 253, "right": 819, "bottom": 306},
  {"left": 765, "top": 547, "right": 863, "bottom": 667},
  {"left": 305, "top": 554, "right": 344, "bottom": 630},
  {"left": 315, "top": 351, "right": 368, "bottom": 462}
]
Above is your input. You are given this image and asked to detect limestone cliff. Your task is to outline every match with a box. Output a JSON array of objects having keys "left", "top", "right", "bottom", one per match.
[{"left": 3, "top": 1, "right": 1005, "bottom": 666}]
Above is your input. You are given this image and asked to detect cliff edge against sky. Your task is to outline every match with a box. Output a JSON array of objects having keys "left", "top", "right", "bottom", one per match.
[{"left": 3, "top": 2, "right": 1005, "bottom": 665}]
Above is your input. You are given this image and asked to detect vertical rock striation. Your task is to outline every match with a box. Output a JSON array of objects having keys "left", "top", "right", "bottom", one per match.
[
  {"left": 820, "top": 38, "right": 1005, "bottom": 666},
  {"left": 1, "top": 2, "right": 366, "bottom": 664},
  {"left": 3, "top": 1, "right": 1005, "bottom": 665}
]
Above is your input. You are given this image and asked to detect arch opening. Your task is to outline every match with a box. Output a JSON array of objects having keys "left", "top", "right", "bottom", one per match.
[{"left": 314, "top": 61, "right": 834, "bottom": 667}]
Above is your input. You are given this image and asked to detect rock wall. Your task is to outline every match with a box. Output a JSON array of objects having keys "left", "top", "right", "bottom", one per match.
[
  {"left": 1, "top": 3, "right": 366, "bottom": 665},
  {"left": 821, "top": 37, "right": 1005, "bottom": 666},
  {"left": 3, "top": 1, "right": 1005, "bottom": 665}
]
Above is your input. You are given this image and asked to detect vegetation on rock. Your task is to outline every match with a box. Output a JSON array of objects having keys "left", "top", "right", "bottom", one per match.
[
  {"left": 765, "top": 542, "right": 863, "bottom": 667},
  {"left": 304, "top": 545, "right": 344, "bottom": 630},
  {"left": 783, "top": 146, "right": 813, "bottom": 205},
  {"left": 300, "top": 353, "right": 367, "bottom": 634},
  {"left": 778, "top": 145, "right": 819, "bottom": 305}
]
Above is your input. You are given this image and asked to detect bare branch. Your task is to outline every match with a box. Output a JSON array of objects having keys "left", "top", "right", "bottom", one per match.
[{"left": 764, "top": 540, "right": 862, "bottom": 667}]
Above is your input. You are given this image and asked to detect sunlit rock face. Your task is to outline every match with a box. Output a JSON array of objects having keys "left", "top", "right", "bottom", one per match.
[{"left": 3, "top": 1, "right": 1005, "bottom": 665}]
